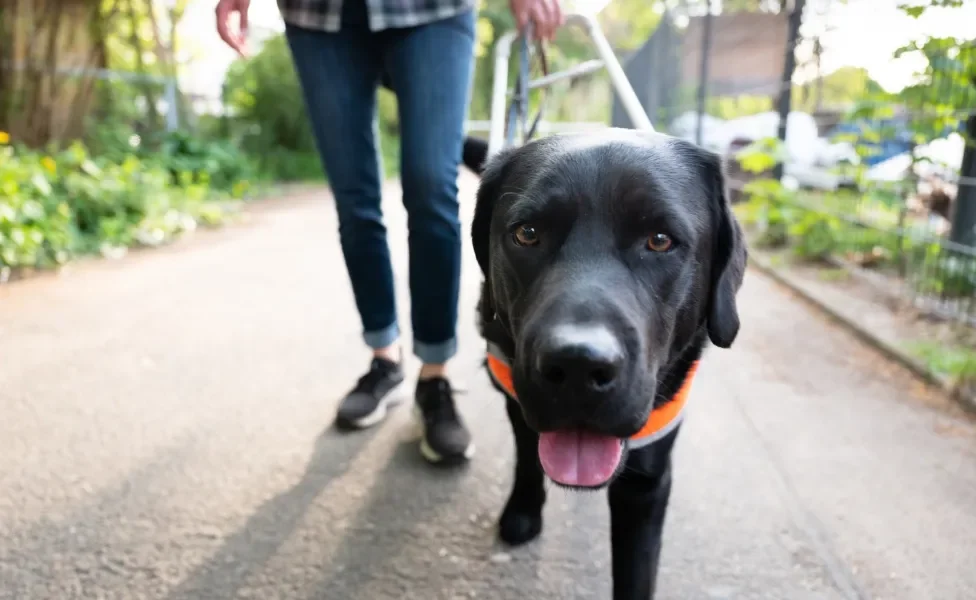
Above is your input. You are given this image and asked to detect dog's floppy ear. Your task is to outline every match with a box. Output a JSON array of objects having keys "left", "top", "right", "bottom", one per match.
[
  {"left": 472, "top": 146, "right": 523, "bottom": 352},
  {"left": 699, "top": 148, "right": 747, "bottom": 348},
  {"left": 462, "top": 137, "right": 489, "bottom": 175},
  {"left": 472, "top": 146, "right": 517, "bottom": 275}
]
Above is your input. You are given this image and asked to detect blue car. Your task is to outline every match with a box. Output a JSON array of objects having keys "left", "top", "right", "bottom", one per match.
[
  {"left": 830, "top": 117, "right": 915, "bottom": 166},
  {"left": 831, "top": 116, "right": 962, "bottom": 166}
]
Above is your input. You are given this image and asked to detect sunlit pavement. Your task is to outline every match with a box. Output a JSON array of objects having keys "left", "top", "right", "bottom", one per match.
[{"left": 2, "top": 172, "right": 976, "bottom": 600}]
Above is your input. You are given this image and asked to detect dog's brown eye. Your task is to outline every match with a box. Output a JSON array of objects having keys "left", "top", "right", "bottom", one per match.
[
  {"left": 513, "top": 224, "right": 540, "bottom": 247},
  {"left": 647, "top": 233, "right": 673, "bottom": 252}
]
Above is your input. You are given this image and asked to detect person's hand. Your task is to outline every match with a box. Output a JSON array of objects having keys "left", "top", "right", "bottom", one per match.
[
  {"left": 216, "top": 0, "right": 251, "bottom": 57},
  {"left": 509, "top": 0, "right": 563, "bottom": 41}
]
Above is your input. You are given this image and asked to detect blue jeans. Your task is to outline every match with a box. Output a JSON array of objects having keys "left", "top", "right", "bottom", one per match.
[{"left": 285, "top": 7, "right": 475, "bottom": 364}]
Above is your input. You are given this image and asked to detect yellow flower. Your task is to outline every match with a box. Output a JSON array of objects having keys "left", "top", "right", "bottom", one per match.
[
  {"left": 0, "top": 131, "right": 9, "bottom": 144},
  {"left": 41, "top": 156, "right": 57, "bottom": 174},
  {"left": 232, "top": 180, "right": 250, "bottom": 198}
]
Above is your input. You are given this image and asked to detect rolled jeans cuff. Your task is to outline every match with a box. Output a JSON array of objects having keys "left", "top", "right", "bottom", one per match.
[
  {"left": 364, "top": 323, "right": 399, "bottom": 350},
  {"left": 414, "top": 338, "right": 457, "bottom": 364}
]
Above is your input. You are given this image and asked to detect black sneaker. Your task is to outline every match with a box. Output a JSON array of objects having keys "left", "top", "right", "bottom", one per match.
[
  {"left": 414, "top": 378, "right": 475, "bottom": 464},
  {"left": 334, "top": 357, "right": 405, "bottom": 430}
]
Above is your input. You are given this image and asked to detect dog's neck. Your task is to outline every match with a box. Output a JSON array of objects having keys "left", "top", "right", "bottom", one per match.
[
  {"left": 654, "top": 327, "right": 707, "bottom": 409},
  {"left": 482, "top": 313, "right": 515, "bottom": 357}
]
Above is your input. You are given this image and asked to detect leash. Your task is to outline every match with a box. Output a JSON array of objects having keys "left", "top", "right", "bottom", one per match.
[{"left": 505, "top": 23, "right": 550, "bottom": 148}]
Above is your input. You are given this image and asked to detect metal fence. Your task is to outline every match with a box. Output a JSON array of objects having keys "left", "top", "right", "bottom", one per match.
[
  {"left": 754, "top": 182, "right": 976, "bottom": 326},
  {"left": 804, "top": 112, "right": 976, "bottom": 325},
  {"left": 613, "top": 3, "right": 976, "bottom": 326},
  {"left": 786, "top": 58, "right": 976, "bottom": 325}
]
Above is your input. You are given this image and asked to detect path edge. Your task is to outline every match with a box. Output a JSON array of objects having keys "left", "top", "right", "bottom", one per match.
[{"left": 748, "top": 254, "right": 976, "bottom": 415}]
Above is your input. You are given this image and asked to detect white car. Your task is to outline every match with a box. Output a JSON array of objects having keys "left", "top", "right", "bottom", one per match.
[{"left": 672, "top": 110, "right": 860, "bottom": 191}]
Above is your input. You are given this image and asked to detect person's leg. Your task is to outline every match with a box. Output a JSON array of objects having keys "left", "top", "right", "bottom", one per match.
[
  {"left": 385, "top": 10, "right": 476, "bottom": 463},
  {"left": 285, "top": 21, "right": 404, "bottom": 429}
]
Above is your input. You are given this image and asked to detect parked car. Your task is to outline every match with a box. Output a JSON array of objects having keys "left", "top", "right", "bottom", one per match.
[{"left": 670, "top": 110, "right": 859, "bottom": 194}]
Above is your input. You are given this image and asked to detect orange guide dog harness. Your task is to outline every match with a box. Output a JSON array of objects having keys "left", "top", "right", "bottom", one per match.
[{"left": 486, "top": 341, "right": 700, "bottom": 449}]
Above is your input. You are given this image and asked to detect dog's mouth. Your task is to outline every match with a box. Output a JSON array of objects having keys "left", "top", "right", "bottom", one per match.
[{"left": 538, "top": 429, "right": 624, "bottom": 488}]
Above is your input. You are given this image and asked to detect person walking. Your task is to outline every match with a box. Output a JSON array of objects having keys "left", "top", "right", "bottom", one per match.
[{"left": 215, "top": 0, "right": 562, "bottom": 465}]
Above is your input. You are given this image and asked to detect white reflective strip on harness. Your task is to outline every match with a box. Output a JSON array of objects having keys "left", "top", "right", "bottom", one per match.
[{"left": 626, "top": 408, "right": 686, "bottom": 449}]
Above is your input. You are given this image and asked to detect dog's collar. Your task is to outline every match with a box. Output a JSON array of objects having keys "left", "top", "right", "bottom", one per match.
[{"left": 485, "top": 342, "right": 699, "bottom": 449}]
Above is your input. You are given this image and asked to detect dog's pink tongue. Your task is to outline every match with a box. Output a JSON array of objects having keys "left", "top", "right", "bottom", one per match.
[{"left": 538, "top": 430, "right": 623, "bottom": 487}]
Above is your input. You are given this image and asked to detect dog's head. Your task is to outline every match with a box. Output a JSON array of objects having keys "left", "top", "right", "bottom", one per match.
[{"left": 472, "top": 129, "right": 746, "bottom": 489}]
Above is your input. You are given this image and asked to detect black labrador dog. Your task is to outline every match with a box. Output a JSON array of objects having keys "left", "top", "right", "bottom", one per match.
[{"left": 463, "top": 130, "right": 747, "bottom": 599}]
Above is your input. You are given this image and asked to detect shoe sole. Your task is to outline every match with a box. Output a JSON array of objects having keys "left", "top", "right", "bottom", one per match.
[
  {"left": 336, "top": 391, "right": 404, "bottom": 430},
  {"left": 413, "top": 405, "right": 476, "bottom": 465}
]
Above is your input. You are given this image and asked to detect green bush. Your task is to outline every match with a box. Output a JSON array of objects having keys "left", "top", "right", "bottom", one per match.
[
  {"left": 0, "top": 137, "right": 238, "bottom": 274},
  {"left": 223, "top": 35, "right": 324, "bottom": 182},
  {"left": 735, "top": 163, "right": 976, "bottom": 301},
  {"left": 834, "top": 226, "right": 902, "bottom": 269},
  {"left": 224, "top": 35, "right": 315, "bottom": 153},
  {"left": 157, "top": 130, "right": 256, "bottom": 195},
  {"left": 907, "top": 341, "right": 976, "bottom": 387},
  {"left": 737, "top": 179, "right": 792, "bottom": 249},
  {"left": 790, "top": 212, "right": 838, "bottom": 262},
  {"left": 86, "top": 123, "right": 258, "bottom": 197},
  {"left": 0, "top": 146, "right": 73, "bottom": 269},
  {"left": 258, "top": 150, "right": 325, "bottom": 183},
  {"left": 222, "top": 33, "right": 404, "bottom": 182},
  {"left": 912, "top": 253, "right": 976, "bottom": 298}
]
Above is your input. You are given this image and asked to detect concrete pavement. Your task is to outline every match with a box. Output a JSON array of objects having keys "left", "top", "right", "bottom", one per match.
[{"left": 2, "top": 173, "right": 975, "bottom": 599}]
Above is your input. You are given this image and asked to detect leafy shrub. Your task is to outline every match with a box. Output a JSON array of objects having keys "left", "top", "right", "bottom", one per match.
[
  {"left": 790, "top": 212, "right": 837, "bottom": 262},
  {"left": 222, "top": 35, "right": 327, "bottom": 181},
  {"left": 736, "top": 138, "right": 785, "bottom": 175},
  {"left": 157, "top": 130, "right": 256, "bottom": 195},
  {"left": 737, "top": 178, "right": 792, "bottom": 249},
  {"left": 223, "top": 35, "right": 318, "bottom": 157},
  {"left": 223, "top": 33, "right": 403, "bottom": 181},
  {"left": 258, "top": 150, "right": 325, "bottom": 183},
  {"left": 834, "top": 226, "right": 901, "bottom": 269},
  {"left": 86, "top": 122, "right": 257, "bottom": 197},
  {"left": 0, "top": 135, "right": 238, "bottom": 274},
  {"left": 0, "top": 145, "right": 73, "bottom": 269},
  {"left": 911, "top": 252, "right": 976, "bottom": 298},
  {"left": 907, "top": 341, "right": 976, "bottom": 388}
]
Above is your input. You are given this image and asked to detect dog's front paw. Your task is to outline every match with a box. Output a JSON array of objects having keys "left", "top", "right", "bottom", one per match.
[{"left": 499, "top": 504, "right": 543, "bottom": 546}]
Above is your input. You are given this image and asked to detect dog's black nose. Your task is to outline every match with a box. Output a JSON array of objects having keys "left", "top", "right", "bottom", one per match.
[{"left": 535, "top": 325, "right": 624, "bottom": 394}]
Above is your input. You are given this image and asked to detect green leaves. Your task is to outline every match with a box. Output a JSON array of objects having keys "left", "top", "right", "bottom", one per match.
[
  {"left": 0, "top": 152, "right": 73, "bottom": 270},
  {"left": 221, "top": 35, "right": 325, "bottom": 182},
  {"left": 907, "top": 341, "right": 976, "bottom": 386},
  {"left": 736, "top": 138, "right": 785, "bottom": 174},
  {"left": 224, "top": 36, "right": 319, "bottom": 156},
  {"left": 900, "top": 5, "right": 926, "bottom": 18},
  {"left": 789, "top": 212, "right": 838, "bottom": 261},
  {"left": 898, "top": 0, "right": 965, "bottom": 20},
  {"left": 30, "top": 173, "right": 53, "bottom": 197},
  {"left": 0, "top": 137, "right": 241, "bottom": 273}
]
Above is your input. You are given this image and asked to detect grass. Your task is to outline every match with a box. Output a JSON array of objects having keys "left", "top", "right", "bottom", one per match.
[
  {"left": 817, "top": 268, "right": 851, "bottom": 282},
  {"left": 906, "top": 341, "right": 976, "bottom": 387}
]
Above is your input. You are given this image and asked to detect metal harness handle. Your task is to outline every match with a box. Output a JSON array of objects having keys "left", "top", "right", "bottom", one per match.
[{"left": 505, "top": 24, "right": 550, "bottom": 147}]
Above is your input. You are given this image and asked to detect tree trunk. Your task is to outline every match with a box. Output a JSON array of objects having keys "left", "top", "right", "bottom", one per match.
[
  {"left": 0, "top": 0, "right": 109, "bottom": 147},
  {"left": 772, "top": 0, "right": 805, "bottom": 180}
]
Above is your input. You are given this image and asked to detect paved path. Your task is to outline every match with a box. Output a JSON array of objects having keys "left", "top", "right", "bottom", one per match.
[{"left": 2, "top": 174, "right": 976, "bottom": 600}]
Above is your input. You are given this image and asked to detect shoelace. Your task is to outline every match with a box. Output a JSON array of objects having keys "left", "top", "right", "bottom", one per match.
[
  {"left": 353, "top": 360, "right": 395, "bottom": 394},
  {"left": 419, "top": 380, "right": 459, "bottom": 423}
]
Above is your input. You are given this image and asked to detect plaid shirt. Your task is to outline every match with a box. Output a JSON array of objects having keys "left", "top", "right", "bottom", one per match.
[{"left": 277, "top": 0, "right": 476, "bottom": 32}]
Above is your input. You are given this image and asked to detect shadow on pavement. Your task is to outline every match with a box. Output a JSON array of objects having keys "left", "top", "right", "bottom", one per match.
[
  {"left": 310, "top": 436, "right": 473, "bottom": 598},
  {"left": 165, "top": 427, "right": 379, "bottom": 599},
  {"left": 0, "top": 434, "right": 202, "bottom": 598}
]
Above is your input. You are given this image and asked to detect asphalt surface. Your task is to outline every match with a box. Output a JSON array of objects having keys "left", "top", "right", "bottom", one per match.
[{"left": 2, "top": 173, "right": 976, "bottom": 600}]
